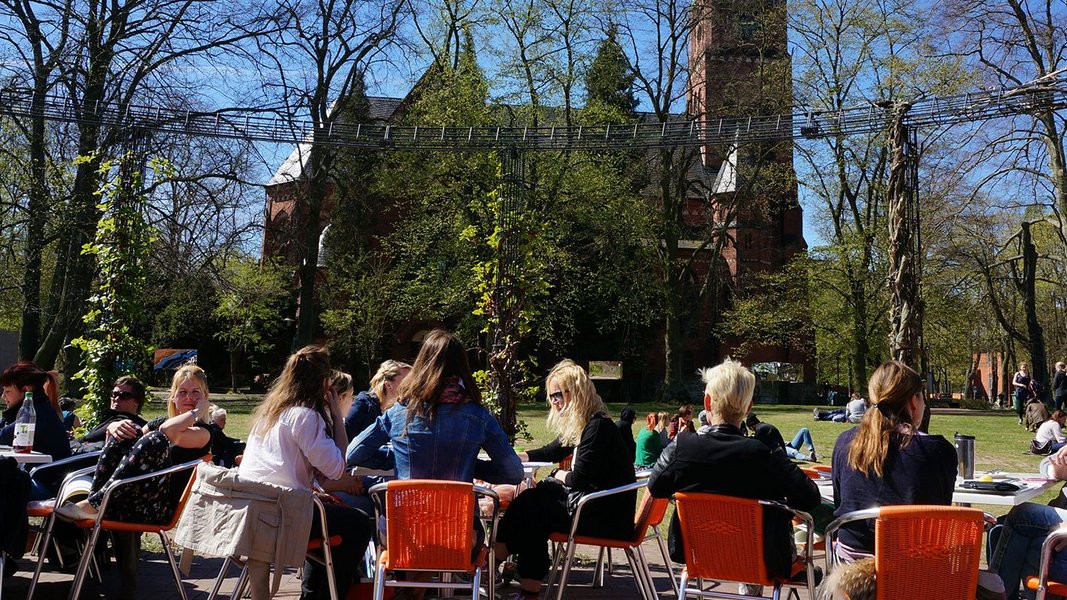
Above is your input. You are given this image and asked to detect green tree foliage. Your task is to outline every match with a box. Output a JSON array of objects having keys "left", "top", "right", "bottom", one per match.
[
  {"left": 718, "top": 256, "right": 815, "bottom": 359},
  {"left": 71, "top": 154, "right": 159, "bottom": 425},
  {"left": 213, "top": 257, "right": 289, "bottom": 391},
  {"left": 583, "top": 25, "right": 638, "bottom": 120}
]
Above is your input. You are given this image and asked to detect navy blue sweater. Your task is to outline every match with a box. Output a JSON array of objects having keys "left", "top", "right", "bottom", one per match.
[{"left": 831, "top": 427, "right": 957, "bottom": 551}]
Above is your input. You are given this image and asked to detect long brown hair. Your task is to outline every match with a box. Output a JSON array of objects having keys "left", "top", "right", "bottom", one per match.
[
  {"left": 252, "top": 346, "right": 332, "bottom": 436},
  {"left": 397, "top": 330, "right": 480, "bottom": 428},
  {"left": 847, "top": 360, "right": 923, "bottom": 478}
]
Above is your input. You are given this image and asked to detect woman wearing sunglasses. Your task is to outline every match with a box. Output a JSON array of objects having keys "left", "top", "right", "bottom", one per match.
[{"left": 494, "top": 360, "right": 636, "bottom": 600}]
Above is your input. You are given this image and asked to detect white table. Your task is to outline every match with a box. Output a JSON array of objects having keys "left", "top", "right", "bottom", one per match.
[
  {"left": 0, "top": 447, "right": 53, "bottom": 464},
  {"left": 815, "top": 472, "right": 1058, "bottom": 507}
]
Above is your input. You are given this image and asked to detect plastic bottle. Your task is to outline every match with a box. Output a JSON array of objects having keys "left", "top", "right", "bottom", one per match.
[{"left": 12, "top": 390, "right": 37, "bottom": 453}]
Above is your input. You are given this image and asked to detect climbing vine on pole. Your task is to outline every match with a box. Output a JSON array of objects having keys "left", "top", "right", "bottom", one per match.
[{"left": 71, "top": 152, "right": 162, "bottom": 426}]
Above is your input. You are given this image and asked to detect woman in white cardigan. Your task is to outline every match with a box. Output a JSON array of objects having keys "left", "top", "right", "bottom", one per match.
[{"left": 238, "top": 346, "right": 368, "bottom": 600}]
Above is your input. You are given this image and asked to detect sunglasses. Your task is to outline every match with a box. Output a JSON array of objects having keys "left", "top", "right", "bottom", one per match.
[
  {"left": 549, "top": 391, "right": 565, "bottom": 403},
  {"left": 110, "top": 390, "right": 136, "bottom": 400}
]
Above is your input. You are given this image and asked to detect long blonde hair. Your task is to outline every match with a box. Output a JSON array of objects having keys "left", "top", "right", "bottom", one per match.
[
  {"left": 546, "top": 360, "right": 607, "bottom": 446},
  {"left": 847, "top": 361, "right": 923, "bottom": 478},
  {"left": 252, "top": 346, "right": 332, "bottom": 436},
  {"left": 166, "top": 364, "right": 211, "bottom": 422}
]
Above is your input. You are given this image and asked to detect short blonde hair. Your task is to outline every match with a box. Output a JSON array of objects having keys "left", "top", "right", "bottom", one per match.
[
  {"left": 370, "top": 359, "right": 412, "bottom": 406},
  {"left": 700, "top": 358, "right": 755, "bottom": 425}
]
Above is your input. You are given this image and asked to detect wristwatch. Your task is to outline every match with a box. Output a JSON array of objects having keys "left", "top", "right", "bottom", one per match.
[{"left": 189, "top": 407, "right": 199, "bottom": 420}]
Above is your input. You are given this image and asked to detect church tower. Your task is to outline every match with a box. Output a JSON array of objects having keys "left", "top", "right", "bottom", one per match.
[{"left": 688, "top": 0, "right": 812, "bottom": 379}]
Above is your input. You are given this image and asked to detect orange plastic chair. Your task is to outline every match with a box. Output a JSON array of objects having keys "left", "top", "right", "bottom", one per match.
[
  {"left": 545, "top": 480, "right": 665, "bottom": 600},
  {"left": 672, "top": 491, "right": 817, "bottom": 600},
  {"left": 368, "top": 480, "right": 500, "bottom": 600},
  {"left": 64, "top": 456, "right": 207, "bottom": 600},
  {"left": 207, "top": 495, "right": 344, "bottom": 600},
  {"left": 1025, "top": 523, "right": 1067, "bottom": 600},
  {"left": 824, "top": 505, "right": 987, "bottom": 600}
]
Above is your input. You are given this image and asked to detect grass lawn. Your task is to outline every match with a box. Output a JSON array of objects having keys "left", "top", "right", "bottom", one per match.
[{"left": 148, "top": 392, "right": 1057, "bottom": 519}]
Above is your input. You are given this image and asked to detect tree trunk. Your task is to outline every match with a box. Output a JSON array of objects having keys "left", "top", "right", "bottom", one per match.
[
  {"left": 19, "top": 73, "right": 49, "bottom": 359},
  {"left": 1019, "top": 221, "right": 1050, "bottom": 400},
  {"left": 294, "top": 141, "right": 331, "bottom": 349}
]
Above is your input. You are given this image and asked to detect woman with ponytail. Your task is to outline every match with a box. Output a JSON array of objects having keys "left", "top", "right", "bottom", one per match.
[{"left": 830, "top": 360, "right": 957, "bottom": 561}]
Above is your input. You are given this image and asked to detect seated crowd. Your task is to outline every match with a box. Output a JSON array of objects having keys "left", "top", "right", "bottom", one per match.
[{"left": 4, "top": 340, "right": 1063, "bottom": 600}]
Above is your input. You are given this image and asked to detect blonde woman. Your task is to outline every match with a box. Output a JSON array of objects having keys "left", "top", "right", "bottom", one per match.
[
  {"left": 343, "top": 359, "right": 411, "bottom": 441},
  {"left": 56, "top": 364, "right": 216, "bottom": 523},
  {"left": 831, "top": 361, "right": 956, "bottom": 561},
  {"left": 494, "top": 360, "right": 636, "bottom": 600}
]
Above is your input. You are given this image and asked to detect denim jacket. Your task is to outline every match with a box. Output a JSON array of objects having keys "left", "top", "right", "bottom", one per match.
[{"left": 345, "top": 401, "right": 523, "bottom": 485}]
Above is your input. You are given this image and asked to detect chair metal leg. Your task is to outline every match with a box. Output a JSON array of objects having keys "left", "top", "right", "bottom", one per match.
[
  {"left": 593, "top": 547, "right": 607, "bottom": 587},
  {"left": 632, "top": 547, "right": 659, "bottom": 600},
  {"left": 27, "top": 513, "right": 57, "bottom": 600},
  {"left": 652, "top": 526, "right": 678, "bottom": 596},
  {"left": 207, "top": 555, "right": 238, "bottom": 600},
  {"left": 68, "top": 522, "right": 105, "bottom": 600},
  {"left": 545, "top": 541, "right": 565, "bottom": 597},
  {"left": 159, "top": 532, "right": 189, "bottom": 600},
  {"left": 232, "top": 565, "right": 251, "bottom": 600},
  {"left": 622, "top": 548, "right": 650, "bottom": 600},
  {"left": 678, "top": 569, "right": 689, "bottom": 600},
  {"left": 372, "top": 562, "right": 386, "bottom": 600},
  {"left": 554, "top": 540, "right": 579, "bottom": 600},
  {"left": 320, "top": 536, "right": 339, "bottom": 600}
]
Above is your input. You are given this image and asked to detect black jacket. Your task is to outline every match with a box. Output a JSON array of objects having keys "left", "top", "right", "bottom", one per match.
[
  {"left": 648, "top": 423, "right": 820, "bottom": 578},
  {"left": 77, "top": 409, "right": 148, "bottom": 444},
  {"left": 527, "top": 412, "right": 637, "bottom": 539}
]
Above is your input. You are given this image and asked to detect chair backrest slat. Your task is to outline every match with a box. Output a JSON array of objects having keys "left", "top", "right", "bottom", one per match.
[
  {"left": 874, "top": 505, "right": 984, "bottom": 600},
  {"left": 384, "top": 480, "right": 477, "bottom": 571},
  {"left": 675, "top": 492, "right": 772, "bottom": 585}
]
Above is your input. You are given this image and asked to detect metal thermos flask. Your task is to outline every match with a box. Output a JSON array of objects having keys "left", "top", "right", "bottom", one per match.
[{"left": 955, "top": 432, "right": 976, "bottom": 479}]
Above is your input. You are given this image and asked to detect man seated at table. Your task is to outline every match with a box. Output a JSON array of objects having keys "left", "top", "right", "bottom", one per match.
[
  {"left": 648, "top": 358, "right": 821, "bottom": 595},
  {"left": 990, "top": 448, "right": 1067, "bottom": 600},
  {"left": 76, "top": 376, "right": 148, "bottom": 449}
]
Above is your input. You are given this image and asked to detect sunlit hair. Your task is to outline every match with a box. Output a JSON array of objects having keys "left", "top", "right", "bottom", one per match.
[
  {"left": 167, "top": 364, "right": 211, "bottom": 421},
  {"left": 656, "top": 411, "right": 670, "bottom": 430},
  {"left": 546, "top": 360, "right": 607, "bottom": 446},
  {"left": 0, "top": 361, "right": 60, "bottom": 416},
  {"left": 1053, "top": 410, "right": 1067, "bottom": 423},
  {"left": 252, "top": 346, "right": 331, "bottom": 436},
  {"left": 675, "top": 404, "right": 693, "bottom": 419},
  {"left": 700, "top": 358, "right": 755, "bottom": 426},
  {"left": 847, "top": 361, "right": 923, "bottom": 478},
  {"left": 644, "top": 412, "right": 658, "bottom": 431},
  {"left": 397, "top": 330, "right": 479, "bottom": 430},
  {"left": 114, "top": 375, "right": 147, "bottom": 411},
  {"left": 370, "top": 359, "right": 412, "bottom": 408},
  {"left": 330, "top": 370, "right": 353, "bottom": 398},
  {"left": 1057, "top": 362, "right": 1065, "bottom": 371}
]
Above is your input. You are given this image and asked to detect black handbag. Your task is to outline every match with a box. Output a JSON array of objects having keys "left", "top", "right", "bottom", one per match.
[{"left": 1031, "top": 438, "right": 1054, "bottom": 455}]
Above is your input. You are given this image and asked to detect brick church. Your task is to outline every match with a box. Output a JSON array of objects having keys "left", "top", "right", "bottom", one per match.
[{"left": 263, "top": 0, "right": 814, "bottom": 397}]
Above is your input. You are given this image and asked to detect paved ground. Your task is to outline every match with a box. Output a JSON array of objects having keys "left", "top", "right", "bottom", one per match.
[{"left": 4, "top": 531, "right": 821, "bottom": 599}]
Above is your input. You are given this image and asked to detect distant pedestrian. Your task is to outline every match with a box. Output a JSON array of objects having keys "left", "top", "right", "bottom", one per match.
[
  {"left": 1014, "top": 363, "right": 1034, "bottom": 426},
  {"left": 1054, "top": 362, "right": 1067, "bottom": 412}
]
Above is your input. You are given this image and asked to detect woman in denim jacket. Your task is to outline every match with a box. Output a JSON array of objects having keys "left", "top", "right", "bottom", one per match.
[{"left": 345, "top": 329, "right": 523, "bottom": 484}]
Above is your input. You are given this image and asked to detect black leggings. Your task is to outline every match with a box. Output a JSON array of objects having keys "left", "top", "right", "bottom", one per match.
[{"left": 496, "top": 483, "right": 571, "bottom": 581}]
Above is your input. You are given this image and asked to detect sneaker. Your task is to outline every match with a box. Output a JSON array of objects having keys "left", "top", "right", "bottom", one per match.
[
  {"left": 812, "top": 408, "right": 820, "bottom": 421},
  {"left": 55, "top": 502, "right": 99, "bottom": 522},
  {"left": 808, "top": 449, "right": 818, "bottom": 462},
  {"left": 738, "top": 583, "right": 764, "bottom": 595}
]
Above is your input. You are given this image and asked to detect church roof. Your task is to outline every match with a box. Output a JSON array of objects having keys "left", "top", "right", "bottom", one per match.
[{"left": 266, "top": 96, "right": 404, "bottom": 187}]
